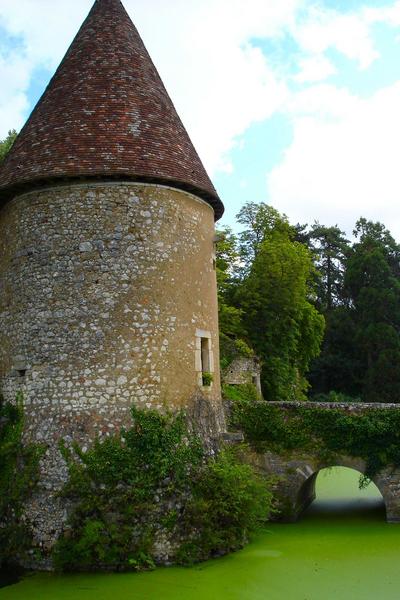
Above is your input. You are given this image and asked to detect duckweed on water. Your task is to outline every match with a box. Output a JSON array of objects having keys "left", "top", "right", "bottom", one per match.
[{"left": 2, "top": 468, "right": 400, "bottom": 600}]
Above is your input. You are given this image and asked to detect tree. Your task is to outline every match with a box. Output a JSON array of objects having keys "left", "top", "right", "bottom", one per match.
[
  {"left": 239, "top": 227, "right": 325, "bottom": 401},
  {"left": 292, "top": 222, "right": 311, "bottom": 247},
  {"left": 0, "top": 130, "right": 17, "bottom": 163},
  {"left": 236, "top": 202, "right": 291, "bottom": 271},
  {"left": 353, "top": 217, "right": 400, "bottom": 277},
  {"left": 215, "top": 227, "right": 244, "bottom": 340},
  {"left": 308, "top": 306, "right": 361, "bottom": 397},
  {"left": 343, "top": 221, "right": 400, "bottom": 402},
  {"left": 309, "top": 223, "right": 349, "bottom": 311}
]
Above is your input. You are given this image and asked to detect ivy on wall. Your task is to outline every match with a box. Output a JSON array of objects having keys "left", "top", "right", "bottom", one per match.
[
  {"left": 54, "top": 406, "right": 272, "bottom": 571},
  {"left": 227, "top": 385, "right": 400, "bottom": 480},
  {"left": 0, "top": 394, "right": 44, "bottom": 566}
]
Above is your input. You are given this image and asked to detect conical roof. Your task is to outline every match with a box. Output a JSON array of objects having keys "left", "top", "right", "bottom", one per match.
[{"left": 0, "top": 0, "right": 223, "bottom": 219}]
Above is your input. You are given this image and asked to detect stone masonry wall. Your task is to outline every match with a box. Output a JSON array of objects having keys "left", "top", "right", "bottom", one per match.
[
  {"left": 0, "top": 181, "right": 224, "bottom": 554},
  {"left": 223, "top": 356, "right": 262, "bottom": 396}
]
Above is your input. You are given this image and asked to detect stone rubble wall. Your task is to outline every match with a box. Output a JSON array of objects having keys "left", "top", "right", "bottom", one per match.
[
  {"left": 0, "top": 181, "right": 225, "bottom": 554},
  {"left": 223, "top": 356, "right": 262, "bottom": 396},
  {"left": 223, "top": 357, "right": 261, "bottom": 386}
]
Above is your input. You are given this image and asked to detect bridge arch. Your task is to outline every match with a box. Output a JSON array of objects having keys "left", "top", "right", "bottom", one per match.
[
  {"left": 296, "top": 462, "right": 386, "bottom": 519},
  {"left": 239, "top": 402, "right": 400, "bottom": 523},
  {"left": 254, "top": 451, "right": 400, "bottom": 523}
]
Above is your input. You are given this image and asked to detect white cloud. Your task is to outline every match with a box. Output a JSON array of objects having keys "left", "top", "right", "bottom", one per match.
[
  {"left": 0, "top": 0, "right": 300, "bottom": 168},
  {"left": 294, "top": 55, "right": 337, "bottom": 83},
  {"left": 0, "top": 1, "right": 88, "bottom": 68},
  {"left": 287, "top": 84, "right": 360, "bottom": 120},
  {"left": 1, "top": 0, "right": 400, "bottom": 240},
  {"left": 364, "top": 1, "right": 400, "bottom": 27},
  {"left": 0, "top": 52, "right": 30, "bottom": 134},
  {"left": 268, "top": 81, "right": 400, "bottom": 238},
  {"left": 124, "top": 0, "right": 298, "bottom": 172},
  {"left": 0, "top": 0, "right": 90, "bottom": 138},
  {"left": 292, "top": 6, "right": 380, "bottom": 69}
]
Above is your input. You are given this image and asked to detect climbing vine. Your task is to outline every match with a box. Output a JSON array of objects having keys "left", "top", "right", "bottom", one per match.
[
  {"left": 0, "top": 394, "right": 44, "bottom": 566},
  {"left": 228, "top": 385, "right": 400, "bottom": 480},
  {"left": 54, "top": 406, "right": 271, "bottom": 572}
]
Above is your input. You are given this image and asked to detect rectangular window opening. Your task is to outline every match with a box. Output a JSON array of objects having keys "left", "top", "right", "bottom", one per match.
[{"left": 201, "top": 337, "right": 212, "bottom": 386}]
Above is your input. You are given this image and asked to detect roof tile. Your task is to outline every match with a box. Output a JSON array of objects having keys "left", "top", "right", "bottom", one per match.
[{"left": 0, "top": 0, "right": 224, "bottom": 219}]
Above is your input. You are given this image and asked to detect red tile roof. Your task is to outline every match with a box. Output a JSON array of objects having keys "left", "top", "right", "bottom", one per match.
[{"left": 0, "top": 0, "right": 224, "bottom": 219}]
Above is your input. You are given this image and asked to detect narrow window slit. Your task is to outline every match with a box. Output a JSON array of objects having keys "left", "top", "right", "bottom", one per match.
[{"left": 201, "top": 337, "right": 212, "bottom": 386}]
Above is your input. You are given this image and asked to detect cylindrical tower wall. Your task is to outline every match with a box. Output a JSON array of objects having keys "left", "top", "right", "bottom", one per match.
[{"left": 0, "top": 182, "right": 224, "bottom": 443}]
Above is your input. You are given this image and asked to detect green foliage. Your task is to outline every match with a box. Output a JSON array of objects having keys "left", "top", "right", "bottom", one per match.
[
  {"left": 312, "top": 391, "right": 361, "bottom": 403},
  {"left": 308, "top": 217, "right": 400, "bottom": 403},
  {"left": 239, "top": 229, "right": 325, "bottom": 400},
  {"left": 234, "top": 339, "right": 254, "bottom": 358},
  {"left": 54, "top": 407, "right": 202, "bottom": 571},
  {"left": 231, "top": 399, "right": 400, "bottom": 480},
  {"left": 343, "top": 224, "right": 400, "bottom": 402},
  {"left": 54, "top": 406, "right": 271, "bottom": 572},
  {"left": 309, "top": 306, "right": 362, "bottom": 398},
  {"left": 215, "top": 227, "right": 244, "bottom": 339},
  {"left": 309, "top": 223, "right": 349, "bottom": 311},
  {"left": 215, "top": 203, "right": 324, "bottom": 400},
  {"left": 177, "top": 448, "right": 271, "bottom": 564},
  {"left": 0, "top": 394, "right": 44, "bottom": 566},
  {"left": 236, "top": 202, "right": 292, "bottom": 270},
  {"left": 219, "top": 335, "right": 254, "bottom": 371},
  {"left": 223, "top": 383, "right": 261, "bottom": 405},
  {"left": 202, "top": 372, "right": 214, "bottom": 386},
  {"left": 215, "top": 227, "right": 251, "bottom": 371},
  {"left": 0, "top": 130, "right": 17, "bottom": 163},
  {"left": 216, "top": 207, "right": 400, "bottom": 405}
]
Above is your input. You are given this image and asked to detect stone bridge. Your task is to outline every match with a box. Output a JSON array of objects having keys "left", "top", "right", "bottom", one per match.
[{"left": 240, "top": 402, "right": 400, "bottom": 523}]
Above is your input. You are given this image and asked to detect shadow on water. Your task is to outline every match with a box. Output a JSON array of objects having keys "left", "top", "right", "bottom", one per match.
[
  {"left": 304, "top": 496, "right": 386, "bottom": 523},
  {"left": 0, "top": 566, "right": 24, "bottom": 589},
  {"left": 302, "top": 466, "right": 386, "bottom": 524}
]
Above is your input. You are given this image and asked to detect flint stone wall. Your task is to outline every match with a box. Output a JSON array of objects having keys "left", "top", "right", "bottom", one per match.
[
  {"left": 223, "top": 356, "right": 262, "bottom": 396},
  {"left": 0, "top": 181, "right": 225, "bottom": 556}
]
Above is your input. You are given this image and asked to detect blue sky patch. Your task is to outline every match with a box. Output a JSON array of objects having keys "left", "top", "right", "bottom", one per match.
[{"left": 216, "top": 115, "right": 293, "bottom": 229}]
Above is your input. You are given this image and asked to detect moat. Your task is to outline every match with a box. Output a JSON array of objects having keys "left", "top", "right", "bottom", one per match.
[{"left": 1, "top": 467, "right": 399, "bottom": 600}]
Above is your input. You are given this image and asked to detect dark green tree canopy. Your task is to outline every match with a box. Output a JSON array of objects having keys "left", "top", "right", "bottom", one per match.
[
  {"left": 240, "top": 228, "right": 324, "bottom": 400},
  {"left": 310, "top": 218, "right": 400, "bottom": 403},
  {"left": 310, "top": 223, "right": 349, "bottom": 311},
  {"left": 218, "top": 202, "right": 325, "bottom": 401},
  {"left": 218, "top": 204, "right": 400, "bottom": 404},
  {"left": 236, "top": 202, "right": 292, "bottom": 271}
]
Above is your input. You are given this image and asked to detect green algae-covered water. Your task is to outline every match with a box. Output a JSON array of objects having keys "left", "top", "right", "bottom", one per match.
[{"left": 1, "top": 467, "right": 399, "bottom": 600}]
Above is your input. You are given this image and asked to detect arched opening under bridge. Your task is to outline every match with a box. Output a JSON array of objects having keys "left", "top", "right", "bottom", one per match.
[{"left": 298, "top": 466, "right": 386, "bottom": 521}]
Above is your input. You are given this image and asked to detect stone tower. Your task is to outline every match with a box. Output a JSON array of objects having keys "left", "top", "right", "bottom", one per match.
[{"left": 0, "top": 0, "right": 224, "bottom": 546}]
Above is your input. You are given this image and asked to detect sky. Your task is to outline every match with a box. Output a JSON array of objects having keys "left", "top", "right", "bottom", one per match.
[{"left": 1, "top": 0, "right": 400, "bottom": 238}]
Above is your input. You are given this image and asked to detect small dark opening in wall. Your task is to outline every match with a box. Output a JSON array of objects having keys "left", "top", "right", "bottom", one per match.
[
  {"left": 201, "top": 338, "right": 210, "bottom": 372},
  {"left": 252, "top": 376, "right": 257, "bottom": 386},
  {"left": 201, "top": 337, "right": 212, "bottom": 386},
  {"left": 17, "top": 369, "right": 27, "bottom": 378}
]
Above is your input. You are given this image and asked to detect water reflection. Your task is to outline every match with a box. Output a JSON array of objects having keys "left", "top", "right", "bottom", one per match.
[
  {"left": 0, "top": 566, "right": 24, "bottom": 589},
  {"left": 304, "top": 466, "right": 386, "bottom": 523}
]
